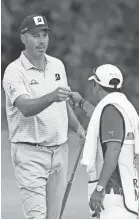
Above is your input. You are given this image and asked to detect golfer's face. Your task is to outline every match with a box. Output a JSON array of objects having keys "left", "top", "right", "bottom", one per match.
[{"left": 24, "top": 30, "right": 49, "bottom": 57}]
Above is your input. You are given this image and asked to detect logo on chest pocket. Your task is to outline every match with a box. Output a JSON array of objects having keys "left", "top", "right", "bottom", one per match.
[
  {"left": 55, "top": 73, "right": 60, "bottom": 81},
  {"left": 30, "top": 79, "right": 39, "bottom": 85}
]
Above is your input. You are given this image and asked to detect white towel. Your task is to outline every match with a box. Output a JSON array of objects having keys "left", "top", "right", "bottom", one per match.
[{"left": 81, "top": 92, "right": 139, "bottom": 172}]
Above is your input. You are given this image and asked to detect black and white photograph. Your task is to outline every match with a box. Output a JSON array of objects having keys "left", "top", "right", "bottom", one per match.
[{"left": 1, "top": 0, "right": 139, "bottom": 219}]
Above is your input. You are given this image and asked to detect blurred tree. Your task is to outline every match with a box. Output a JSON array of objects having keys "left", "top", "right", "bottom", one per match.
[{"left": 1, "top": 0, "right": 139, "bottom": 127}]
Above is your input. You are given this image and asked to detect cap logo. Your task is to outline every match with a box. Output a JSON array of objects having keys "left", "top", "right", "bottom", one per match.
[{"left": 33, "top": 16, "right": 45, "bottom": 25}]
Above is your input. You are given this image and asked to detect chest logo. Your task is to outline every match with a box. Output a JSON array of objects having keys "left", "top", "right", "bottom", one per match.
[
  {"left": 55, "top": 73, "right": 60, "bottom": 81},
  {"left": 30, "top": 79, "right": 39, "bottom": 85},
  {"left": 108, "top": 130, "right": 114, "bottom": 136}
]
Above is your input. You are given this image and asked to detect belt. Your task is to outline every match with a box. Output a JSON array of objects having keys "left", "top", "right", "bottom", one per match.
[
  {"left": 13, "top": 141, "right": 59, "bottom": 148},
  {"left": 105, "top": 187, "right": 123, "bottom": 195}
]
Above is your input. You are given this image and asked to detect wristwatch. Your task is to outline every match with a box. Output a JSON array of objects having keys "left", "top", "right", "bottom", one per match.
[
  {"left": 96, "top": 185, "right": 104, "bottom": 192},
  {"left": 79, "top": 98, "right": 85, "bottom": 109}
]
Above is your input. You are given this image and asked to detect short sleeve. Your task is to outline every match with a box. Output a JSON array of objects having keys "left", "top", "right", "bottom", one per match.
[
  {"left": 100, "top": 104, "right": 125, "bottom": 144},
  {"left": 60, "top": 61, "right": 71, "bottom": 90},
  {"left": 3, "top": 68, "right": 30, "bottom": 105}
]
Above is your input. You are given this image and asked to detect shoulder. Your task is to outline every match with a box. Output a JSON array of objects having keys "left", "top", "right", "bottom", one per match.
[
  {"left": 4, "top": 58, "right": 21, "bottom": 77},
  {"left": 46, "top": 54, "right": 65, "bottom": 68},
  {"left": 101, "top": 104, "right": 123, "bottom": 121},
  {"left": 3, "top": 58, "right": 22, "bottom": 84},
  {"left": 100, "top": 104, "right": 125, "bottom": 144}
]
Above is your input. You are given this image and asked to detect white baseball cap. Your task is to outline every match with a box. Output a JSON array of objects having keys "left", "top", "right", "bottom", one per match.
[{"left": 88, "top": 64, "right": 123, "bottom": 89}]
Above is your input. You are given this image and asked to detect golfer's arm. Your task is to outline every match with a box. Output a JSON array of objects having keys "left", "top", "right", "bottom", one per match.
[
  {"left": 98, "top": 142, "right": 121, "bottom": 188},
  {"left": 14, "top": 94, "right": 54, "bottom": 117},
  {"left": 82, "top": 100, "right": 95, "bottom": 117},
  {"left": 67, "top": 101, "right": 82, "bottom": 132}
]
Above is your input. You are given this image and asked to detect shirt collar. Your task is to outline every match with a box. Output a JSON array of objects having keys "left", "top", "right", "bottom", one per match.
[{"left": 20, "top": 52, "right": 49, "bottom": 70}]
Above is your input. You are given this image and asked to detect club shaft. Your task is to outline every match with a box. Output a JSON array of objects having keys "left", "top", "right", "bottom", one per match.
[{"left": 59, "top": 147, "right": 83, "bottom": 219}]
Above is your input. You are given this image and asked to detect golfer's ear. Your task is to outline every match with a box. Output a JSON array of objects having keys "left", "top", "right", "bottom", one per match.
[{"left": 20, "top": 34, "right": 26, "bottom": 45}]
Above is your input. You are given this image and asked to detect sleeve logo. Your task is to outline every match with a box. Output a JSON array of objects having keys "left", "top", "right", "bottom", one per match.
[
  {"left": 108, "top": 130, "right": 114, "bottom": 136},
  {"left": 55, "top": 73, "right": 60, "bottom": 81},
  {"left": 9, "top": 85, "right": 16, "bottom": 96},
  {"left": 33, "top": 16, "right": 45, "bottom": 25}
]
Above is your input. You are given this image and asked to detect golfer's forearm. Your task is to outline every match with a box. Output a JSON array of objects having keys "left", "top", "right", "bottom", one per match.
[
  {"left": 67, "top": 101, "right": 81, "bottom": 132},
  {"left": 98, "top": 142, "right": 121, "bottom": 188},
  {"left": 82, "top": 101, "right": 95, "bottom": 117},
  {"left": 15, "top": 93, "right": 54, "bottom": 117}
]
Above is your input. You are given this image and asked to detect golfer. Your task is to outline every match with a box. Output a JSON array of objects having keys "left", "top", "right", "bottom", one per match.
[{"left": 3, "top": 14, "right": 85, "bottom": 219}]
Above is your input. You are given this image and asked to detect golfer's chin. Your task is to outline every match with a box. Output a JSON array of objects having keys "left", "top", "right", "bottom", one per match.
[{"left": 36, "top": 49, "right": 46, "bottom": 57}]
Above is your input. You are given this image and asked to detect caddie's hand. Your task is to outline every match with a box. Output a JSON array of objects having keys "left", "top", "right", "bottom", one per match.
[
  {"left": 89, "top": 189, "right": 105, "bottom": 214},
  {"left": 77, "top": 125, "right": 86, "bottom": 146},
  {"left": 69, "top": 92, "right": 83, "bottom": 106},
  {"left": 52, "top": 87, "right": 71, "bottom": 102}
]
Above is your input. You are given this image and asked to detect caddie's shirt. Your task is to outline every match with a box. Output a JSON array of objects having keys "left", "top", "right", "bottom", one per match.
[
  {"left": 3, "top": 52, "right": 69, "bottom": 146},
  {"left": 100, "top": 104, "right": 125, "bottom": 192}
]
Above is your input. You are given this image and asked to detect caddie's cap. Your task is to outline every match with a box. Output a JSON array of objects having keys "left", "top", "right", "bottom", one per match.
[
  {"left": 88, "top": 64, "right": 123, "bottom": 89},
  {"left": 20, "top": 14, "right": 51, "bottom": 34}
]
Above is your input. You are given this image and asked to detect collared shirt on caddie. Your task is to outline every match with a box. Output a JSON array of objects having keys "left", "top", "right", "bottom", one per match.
[{"left": 3, "top": 52, "right": 69, "bottom": 146}]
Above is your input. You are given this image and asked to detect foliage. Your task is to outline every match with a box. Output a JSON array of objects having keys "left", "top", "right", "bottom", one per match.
[{"left": 2, "top": 0, "right": 139, "bottom": 126}]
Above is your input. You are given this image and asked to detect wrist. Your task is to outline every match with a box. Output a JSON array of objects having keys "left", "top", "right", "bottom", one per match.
[
  {"left": 47, "top": 92, "right": 55, "bottom": 104},
  {"left": 96, "top": 184, "right": 105, "bottom": 193},
  {"left": 79, "top": 98, "right": 85, "bottom": 109},
  {"left": 77, "top": 124, "right": 84, "bottom": 135},
  {"left": 77, "top": 124, "right": 82, "bottom": 134}
]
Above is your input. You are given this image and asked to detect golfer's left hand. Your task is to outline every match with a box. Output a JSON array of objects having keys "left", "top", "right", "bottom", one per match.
[
  {"left": 89, "top": 189, "right": 105, "bottom": 213},
  {"left": 77, "top": 125, "right": 86, "bottom": 146}
]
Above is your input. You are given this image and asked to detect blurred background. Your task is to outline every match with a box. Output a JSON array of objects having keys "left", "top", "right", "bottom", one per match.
[
  {"left": 1, "top": 0, "right": 139, "bottom": 218},
  {"left": 2, "top": 0, "right": 139, "bottom": 128}
]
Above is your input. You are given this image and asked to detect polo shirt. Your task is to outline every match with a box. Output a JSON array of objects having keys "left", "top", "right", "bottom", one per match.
[
  {"left": 100, "top": 104, "right": 125, "bottom": 192},
  {"left": 3, "top": 52, "right": 69, "bottom": 145}
]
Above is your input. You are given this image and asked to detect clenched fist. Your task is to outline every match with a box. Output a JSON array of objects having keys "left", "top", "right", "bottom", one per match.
[
  {"left": 69, "top": 92, "right": 83, "bottom": 106},
  {"left": 51, "top": 87, "right": 71, "bottom": 102}
]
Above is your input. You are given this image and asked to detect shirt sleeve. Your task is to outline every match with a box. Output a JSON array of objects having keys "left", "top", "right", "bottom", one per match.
[
  {"left": 60, "top": 61, "right": 71, "bottom": 90},
  {"left": 3, "top": 68, "right": 30, "bottom": 105},
  {"left": 100, "top": 104, "right": 125, "bottom": 144}
]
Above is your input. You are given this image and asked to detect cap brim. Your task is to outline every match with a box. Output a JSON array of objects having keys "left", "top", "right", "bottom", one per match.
[
  {"left": 88, "top": 75, "right": 95, "bottom": 81},
  {"left": 28, "top": 26, "right": 51, "bottom": 34}
]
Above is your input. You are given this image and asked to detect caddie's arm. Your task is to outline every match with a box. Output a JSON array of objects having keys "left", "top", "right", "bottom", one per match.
[
  {"left": 66, "top": 101, "right": 86, "bottom": 142},
  {"left": 97, "top": 105, "right": 125, "bottom": 188},
  {"left": 70, "top": 92, "right": 95, "bottom": 117},
  {"left": 89, "top": 105, "right": 125, "bottom": 212},
  {"left": 98, "top": 143, "right": 122, "bottom": 187}
]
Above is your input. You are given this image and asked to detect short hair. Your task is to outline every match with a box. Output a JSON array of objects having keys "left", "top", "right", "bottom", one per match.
[{"left": 98, "top": 78, "right": 122, "bottom": 93}]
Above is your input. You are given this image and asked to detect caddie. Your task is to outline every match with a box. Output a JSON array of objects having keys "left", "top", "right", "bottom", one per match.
[
  {"left": 3, "top": 14, "right": 85, "bottom": 219},
  {"left": 70, "top": 64, "right": 139, "bottom": 219}
]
